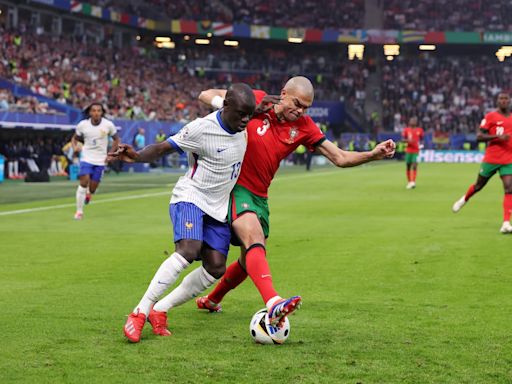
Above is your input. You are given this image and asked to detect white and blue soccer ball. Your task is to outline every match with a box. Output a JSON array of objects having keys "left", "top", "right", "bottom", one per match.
[{"left": 249, "top": 308, "right": 290, "bottom": 345}]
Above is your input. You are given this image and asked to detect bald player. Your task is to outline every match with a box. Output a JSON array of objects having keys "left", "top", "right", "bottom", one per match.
[{"left": 195, "top": 76, "right": 396, "bottom": 327}]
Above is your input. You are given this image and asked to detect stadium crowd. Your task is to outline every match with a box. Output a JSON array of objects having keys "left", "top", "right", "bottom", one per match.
[
  {"left": 88, "top": 0, "right": 365, "bottom": 29},
  {"left": 0, "top": 27, "right": 367, "bottom": 121},
  {"left": 381, "top": 55, "right": 511, "bottom": 134},
  {"left": 0, "top": 89, "right": 59, "bottom": 114},
  {"left": 384, "top": 0, "right": 512, "bottom": 31}
]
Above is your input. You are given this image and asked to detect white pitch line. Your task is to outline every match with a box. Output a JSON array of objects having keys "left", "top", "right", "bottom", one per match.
[
  {"left": 0, "top": 163, "right": 396, "bottom": 217},
  {"left": 0, "top": 190, "right": 170, "bottom": 217}
]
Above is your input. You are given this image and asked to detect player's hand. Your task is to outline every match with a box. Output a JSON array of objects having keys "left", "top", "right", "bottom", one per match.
[
  {"left": 254, "top": 95, "right": 281, "bottom": 115},
  {"left": 497, "top": 134, "right": 510, "bottom": 141},
  {"left": 107, "top": 144, "right": 139, "bottom": 163},
  {"left": 371, "top": 139, "right": 396, "bottom": 160}
]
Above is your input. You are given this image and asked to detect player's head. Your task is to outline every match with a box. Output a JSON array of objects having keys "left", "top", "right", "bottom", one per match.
[
  {"left": 222, "top": 83, "right": 256, "bottom": 132},
  {"left": 276, "top": 76, "right": 314, "bottom": 122},
  {"left": 497, "top": 92, "right": 510, "bottom": 111},
  {"left": 409, "top": 117, "right": 418, "bottom": 127},
  {"left": 85, "top": 102, "right": 106, "bottom": 124}
]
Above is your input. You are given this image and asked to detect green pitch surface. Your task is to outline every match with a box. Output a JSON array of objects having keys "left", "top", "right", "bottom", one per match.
[{"left": 1, "top": 163, "right": 512, "bottom": 383}]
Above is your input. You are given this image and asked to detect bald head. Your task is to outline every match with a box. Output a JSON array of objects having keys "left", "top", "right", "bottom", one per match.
[
  {"left": 222, "top": 83, "right": 256, "bottom": 132},
  {"left": 225, "top": 83, "right": 255, "bottom": 107},
  {"left": 283, "top": 76, "right": 315, "bottom": 100},
  {"left": 275, "top": 76, "right": 315, "bottom": 122}
]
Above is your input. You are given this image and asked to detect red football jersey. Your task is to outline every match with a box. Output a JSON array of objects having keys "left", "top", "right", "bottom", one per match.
[
  {"left": 481, "top": 111, "right": 512, "bottom": 164},
  {"left": 237, "top": 91, "right": 326, "bottom": 197},
  {"left": 402, "top": 127, "right": 424, "bottom": 154}
]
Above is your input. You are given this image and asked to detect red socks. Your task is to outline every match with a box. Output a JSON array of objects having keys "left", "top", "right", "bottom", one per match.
[
  {"left": 208, "top": 260, "right": 247, "bottom": 304},
  {"left": 464, "top": 184, "right": 476, "bottom": 202},
  {"left": 504, "top": 194, "right": 512, "bottom": 222},
  {"left": 406, "top": 169, "right": 417, "bottom": 182},
  {"left": 245, "top": 244, "right": 278, "bottom": 304}
]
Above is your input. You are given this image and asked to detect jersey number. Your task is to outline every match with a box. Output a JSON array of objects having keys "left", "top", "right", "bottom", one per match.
[
  {"left": 231, "top": 162, "right": 241, "bottom": 180},
  {"left": 256, "top": 119, "right": 270, "bottom": 136},
  {"left": 497, "top": 126, "right": 504, "bottom": 135}
]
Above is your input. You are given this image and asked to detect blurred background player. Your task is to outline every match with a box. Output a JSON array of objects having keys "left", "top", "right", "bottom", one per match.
[
  {"left": 71, "top": 103, "right": 119, "bottom": 220},
  {"left": 402, "top": 117, "right": 424, "bottom": 189},
  {"left": 452, "top": 93, "right": 512, "bottom": 234},
  {"left": 116, "top": 84, "right": 256, "bottom": 343},
  {"left": 196, "top": 76, "right": 396, "bottom": 327}
]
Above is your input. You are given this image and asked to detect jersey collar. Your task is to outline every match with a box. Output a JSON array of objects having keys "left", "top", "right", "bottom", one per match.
[{"left": 216, "top": 110, "right": 237, "bottom": 135}]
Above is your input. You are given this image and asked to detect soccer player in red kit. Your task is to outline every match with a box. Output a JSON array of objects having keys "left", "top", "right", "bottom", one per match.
[
  {"left": 452, "top": 93, "right": 512, "bottom": 233},
  {"left": 402, "top": 117, "right": 424, "bottom": 189},
  {"left": 194, "top": 76, "right": 396, "bottom": 327}
]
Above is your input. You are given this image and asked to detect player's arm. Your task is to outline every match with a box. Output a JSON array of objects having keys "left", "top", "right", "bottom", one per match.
[
  {"left": 477, "top": 129, "right": 509, "bottom": 142},
  {"left": 110, "top": 133, "right": 120, "bottom": 153},
  {"left": 71, "top": 133, "right": 83, "bottom": 152},
  {"left": 199, "top": 88, "right": 280, "bottom": 113},
  {"left": 107, "top": 141, "right": 175, "bottom": 163},
  {"left": 198, "top": 89, "right": 227, "bottom": 109},
  {"left": 317, "top": 139, "right": 395, "bottom": 168}
]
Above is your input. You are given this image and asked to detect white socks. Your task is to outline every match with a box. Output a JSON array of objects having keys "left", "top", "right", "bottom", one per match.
[
  {"left": 76, "top": 185, "right": 87, "bottom": 213},
  {"left": 134, "top": 252, "right": 190, "bottom": 316},
  {"left": 153, "top": 266, "right": 217, "bottom": 313}
]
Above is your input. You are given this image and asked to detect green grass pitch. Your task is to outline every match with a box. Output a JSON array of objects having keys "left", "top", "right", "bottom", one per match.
[{"left": 1, "top": 162, "right": 512, "bottom": 383}]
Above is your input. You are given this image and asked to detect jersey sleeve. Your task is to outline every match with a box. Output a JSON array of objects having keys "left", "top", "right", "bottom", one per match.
[
  {"left": 480, "top": 113, "right": 493, "bottom": 131},
  {"left": 75, "top": 121, "right": 85, "bottom": 137},
  {"left": 167, "top": 119, "right": 203, "bottom": 154},
  {"left": 108, "top": 121, "right": 117, "bottom": 136},
  {"left": 302, "top": 116, "right": 326, "bottom": 151},
  {"left": 252, "top": 90, "right": 267, "bottom": 105}
]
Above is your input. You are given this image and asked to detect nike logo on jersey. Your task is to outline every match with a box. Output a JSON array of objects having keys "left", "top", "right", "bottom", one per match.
[
  {"left": 261, "top": 274, "right": 272, "bottom": 279},
  {"left": 498, "top": 121, "right": 504, "bottom": 124},
  {"left": 217, "top": 147, "right": 228, "bottom": 153}
]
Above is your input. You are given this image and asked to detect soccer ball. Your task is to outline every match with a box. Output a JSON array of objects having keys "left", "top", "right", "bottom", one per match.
[{"left": 249, "top": 308, "right": 290, "bottom": 345}]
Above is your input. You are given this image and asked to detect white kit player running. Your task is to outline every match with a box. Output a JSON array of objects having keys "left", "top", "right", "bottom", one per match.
[
  {"left": 72, "top": 103, "right": 119, "bottom": 220},
  {"left": 108, "top": 84, "right": 256, "bottom": 343}
]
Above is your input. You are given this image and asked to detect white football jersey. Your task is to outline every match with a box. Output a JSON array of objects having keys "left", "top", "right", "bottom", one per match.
[
  {"left": 168, "top": 110, "right": 247, "bottom": 222},
  {"left": 75, "top": 118, "right": 117, "bottom": 166}
]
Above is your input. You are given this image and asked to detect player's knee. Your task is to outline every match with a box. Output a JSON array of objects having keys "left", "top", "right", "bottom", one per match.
[
  {"left": 175, "top": 241, "right": 201, "bottom": 262},
  {"left": 204, "top": 262, "right": 225, "bottom": 279}
]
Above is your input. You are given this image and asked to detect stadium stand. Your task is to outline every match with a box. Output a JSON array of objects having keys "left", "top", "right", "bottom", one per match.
[{"left": 85, "top": 0, "right": 365, "bottom": 29}]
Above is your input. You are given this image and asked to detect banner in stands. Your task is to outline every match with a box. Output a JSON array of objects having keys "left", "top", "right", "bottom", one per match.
[
  {"left": 418, "top": 150, "right": 484, "bottom": 163},
  {"left": 31, "top": 0, "right": 512, "bottom": 45},
  {"left": 306, "top": 102, "right": 345, "bottom": 124}
]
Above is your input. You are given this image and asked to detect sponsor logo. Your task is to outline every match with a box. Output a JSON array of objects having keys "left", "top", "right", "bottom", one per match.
[
  {"left": 242, "top": 203, "right": 249, "bottom": 209},
  {"left": 185, "top": 222, "right": 194, "bottom": 229},
  {"left": 217, "top": 147, "right": 228, "bottom": 153},
  {"left": 418, "top": 150, "right": 484, "bottom": 163}
]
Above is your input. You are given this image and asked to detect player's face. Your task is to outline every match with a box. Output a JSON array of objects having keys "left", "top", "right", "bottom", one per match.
[
  {"left": 90, "top": 105, "right": 103, "bottom": 123},
  {"left": 498, "top": 94, "right": 510, "bottom": 110},
  {"left": 224, "top": 101, "right": 255, "bottom": 132},
  {"left": 409, "top": 117, "right": 417, "bottom": 127},
  {"left": 279, "top": 89, "right": 313, "bottom": 122}
]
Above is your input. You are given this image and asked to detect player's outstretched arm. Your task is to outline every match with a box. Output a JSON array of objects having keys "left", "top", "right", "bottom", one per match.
[
  {"left": 111, "top": 134, "right": 120, "bottom": 154},
  {"left": 107, "top": 141, "right": 174, "bottom": 163},
  {"left": 317, "top": 139, "right": 395, "bottom": 168},
  {"left": 71, "top": 133, "right": 82, "bottom": 153}
]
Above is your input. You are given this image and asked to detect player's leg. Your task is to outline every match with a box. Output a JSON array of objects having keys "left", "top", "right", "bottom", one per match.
[
  {"left": 499, "top": 170, "right": 512, "bottom": 233},
  {"left": 199, "top": 246, "right": 248, "bottom": 311},
  {"left": 124, "top": 203, "right": 202, "bottom": 342},
  {"left": 405, "top": 154, "right": 414, "bottom": 189},
  {"left": 411, "top": 157, "right": 418, "bottom": 186},
  {"left": 75, "top": 163, "right": 91, "bottom": 219},
  {"left": 85, "top": 165, "right": 104, "bottom": 204},
  {"left": 452, "top": 164, "right": 494, "bottom": 213},
  {"left": 149, "top": 216, "right": 231, "bottom": 335}
]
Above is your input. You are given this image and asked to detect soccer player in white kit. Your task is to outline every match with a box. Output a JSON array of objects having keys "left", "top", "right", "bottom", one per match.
[
  {"left": 109, "top": 84, "right": 256, "bottom": 343},
  {"left": 71, "top": 103, "right": 119, "bottom": 220}
]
